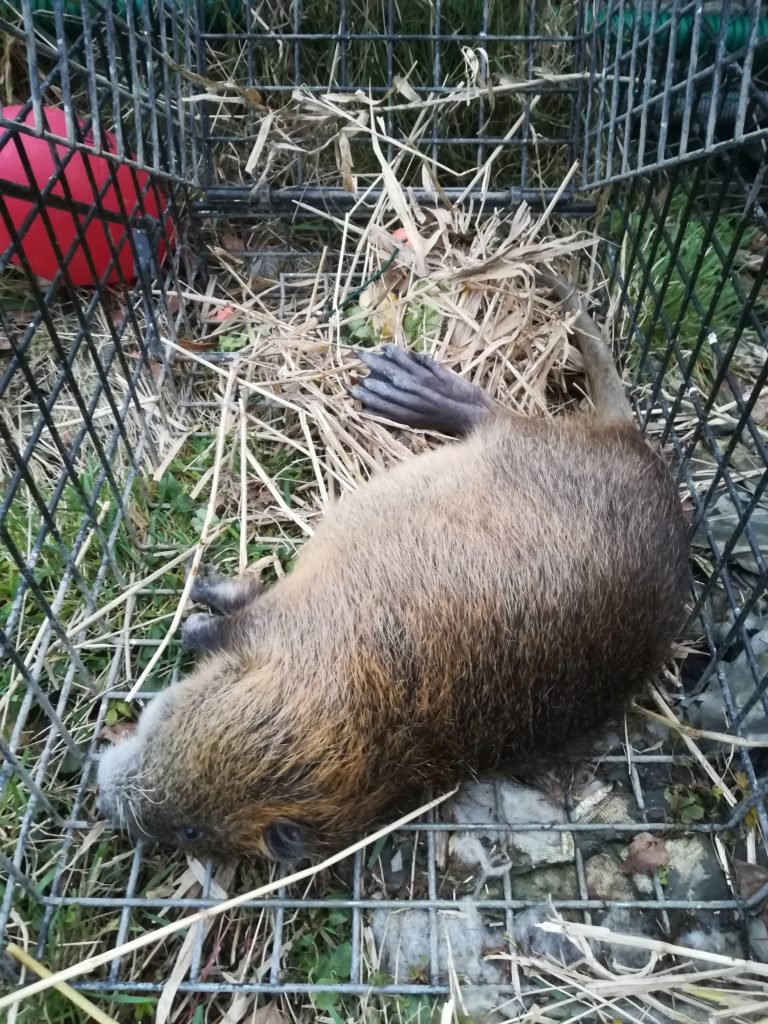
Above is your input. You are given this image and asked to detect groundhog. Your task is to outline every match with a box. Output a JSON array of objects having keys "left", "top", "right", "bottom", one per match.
[{"left": 96, "top": 268, "right": 689, "bottom": 863}]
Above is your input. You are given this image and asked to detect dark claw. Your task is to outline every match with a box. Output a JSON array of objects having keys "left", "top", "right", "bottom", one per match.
[{"left": 356, "top": 375, "right": 434, "bottom": 411}]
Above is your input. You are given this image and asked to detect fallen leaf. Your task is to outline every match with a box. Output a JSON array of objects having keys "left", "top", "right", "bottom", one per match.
[
  {"left": 220, "top": 992, "right": 256, "bottom": 1024},
  {"left": 177, "top": 338, "right": 220, "bottom": 352},
  {"left": 733, "top": 859, "right": 768, "bottom": 901},
  {"left": 247, "top": 481, "right": 273, "bottom": 505},
  {"left": 393, "top": 75, "right": 420, "bottom": 103},
  {"left": 621, "top": 833, "right": 669, "bottom": 875},
  {"left": 245, "top": 111, "right": 274, "bottom": 175},
  {"left": 98, "top": 722, "right": 137, "bottom": 744},
  {"left": 207, "top": 305, "right": 236, "bottom": 323},
  {"left": 156, "top": 863, "right": 235, "bottom": 1024}
]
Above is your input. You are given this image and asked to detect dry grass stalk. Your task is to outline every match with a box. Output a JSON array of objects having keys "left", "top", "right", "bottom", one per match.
[
  {"left": 5, "top": 943, "right": 120, "bottom": 1024},
  {"left": 541, "top": 918, "right": 768, "bottom": 979}
]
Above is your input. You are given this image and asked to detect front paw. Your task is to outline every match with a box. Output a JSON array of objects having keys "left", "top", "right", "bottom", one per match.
[
  {"left": 181, "top": 612, "right": 224, "bottom": 653},
  {"left": 189, "top": 569, "right": 263, "bottom": 614}
]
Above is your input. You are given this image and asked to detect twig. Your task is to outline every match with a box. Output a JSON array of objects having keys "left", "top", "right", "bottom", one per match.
[
  {"left": 242, "top": 447, "right": 314, "bottom": 537},
  {"left": 649, "top": 686, "right": 737, "bottom": 805},
  {"left": 64, "top": 543, "right": 203, "bottom": 640},
  {"left": 538, "top": 920, "right": 768, "bottom": 978},
  {"left": 636, "top": 702, "right": 768, "bottom": 749}
]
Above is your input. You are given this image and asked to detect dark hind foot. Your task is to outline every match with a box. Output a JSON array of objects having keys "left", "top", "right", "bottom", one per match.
[
  {"left": 349, "top": 344, "right": 494, "bottom": 435},
  {"left": 189, "top": 567, "right": 263, "bottom": 615},
  {"left": 181, "top": 612, "right": 228, "bottom": 653}
]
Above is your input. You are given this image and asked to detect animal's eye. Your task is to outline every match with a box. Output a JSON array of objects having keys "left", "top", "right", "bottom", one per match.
[{"left": 179, "top": 825, "right": 205, "bottom": 843}]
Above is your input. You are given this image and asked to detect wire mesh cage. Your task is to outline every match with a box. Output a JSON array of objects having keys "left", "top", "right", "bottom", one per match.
[{"left": 1, "top": 1, "right": 768, "bottom": 1022}]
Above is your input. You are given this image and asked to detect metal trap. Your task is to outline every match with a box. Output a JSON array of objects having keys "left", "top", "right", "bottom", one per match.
[{"left": 1, "top": 2, "right": 768, "bottom": 1021}]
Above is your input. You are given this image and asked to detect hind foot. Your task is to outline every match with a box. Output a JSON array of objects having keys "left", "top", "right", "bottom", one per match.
[
  {"left": 181, "top": 612, "right": 229, "bottom": 653},
  {"left": 189, "top": 566, "right": 263, "bottom": 615},
  {"left": 350, "top": 344, "right": 494, "bottom": 435}
]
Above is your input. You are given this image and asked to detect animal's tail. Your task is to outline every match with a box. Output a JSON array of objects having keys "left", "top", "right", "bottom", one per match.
[{"left": 534, "top": 267, "right": 634, "bottom": 424}]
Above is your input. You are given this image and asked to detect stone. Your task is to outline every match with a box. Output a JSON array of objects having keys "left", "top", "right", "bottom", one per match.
[
  {"left": 449, "top": 780, "right": 575, "bottom": 877},
  {"left": 585, "top": 852, "right": 635, "bottom": 901},
  {"left": 512, "top": 865, "right": 579, "bottom": 901},
  {"left": 662, "top": 837, "right": 730, "bottom": 902},
  {"left": 371, "top": 899, "right": 505, "bottom": 986}
]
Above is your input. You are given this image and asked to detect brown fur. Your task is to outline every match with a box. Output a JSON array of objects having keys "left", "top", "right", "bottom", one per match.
[{"left": 98, "top": 283, "right": 689, "bottom": 861}]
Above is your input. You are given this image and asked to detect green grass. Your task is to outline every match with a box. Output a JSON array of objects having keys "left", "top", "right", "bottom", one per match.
[{"left": 612, "top": 189, "right": 759, "bottom": 387}]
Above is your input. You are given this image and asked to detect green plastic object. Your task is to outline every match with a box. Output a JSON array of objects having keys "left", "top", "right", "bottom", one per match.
[{"left": 587, "top": 6, "right": 768, "bottom": 70}]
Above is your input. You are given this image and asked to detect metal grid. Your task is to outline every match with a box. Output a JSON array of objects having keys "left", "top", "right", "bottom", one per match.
[
  {"left": 1, "top": 0, "right": 768, "bottom": 1018},
  {"left": 1, "top": 0, "right": 202, "bottom": 184},
  {"left": 194, "top": 0, "right": 587, "bottom": 212},
  {"left": 0, "top": 0, "right": 192, "bottom": 950},
  {"left": 605, "top": 155, "right": 768, "bottom": 812},
  {"left": 584, "top": 0, "right": 768, "bottom": 185},
  {"left": 3, "top": 236, "right": 768, "bottom": 1010}
]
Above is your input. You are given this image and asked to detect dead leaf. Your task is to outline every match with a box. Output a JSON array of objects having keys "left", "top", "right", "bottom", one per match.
[
  {"left": 207, "top": 305, "right": 236, "bottom": 323},
  {"left": 621, "top": 832, "right": 669, "bottom": 874},
  {"left": 393, "top": 75, "right": 420, "bottom": 103},
  {"left": 98, "top": 722, "right": 137, "bottom": 744},
  {"left": 733, "top": 859, "right": 768, "bottom": 901},
  {"left": 220, "top": 992, "right": 256, "bottom": 1024},
  {"left": 246, "top": 111, "right": 274, "bottom": 175},
  {"left": 247, "top": 481, "right": 273, "bottom": 505},
  {"left": 177, "top": 337, "right": 221, "bottom": 352},
  {"left": 156, "top": 863, "right": 236, "bottom": 1024}
]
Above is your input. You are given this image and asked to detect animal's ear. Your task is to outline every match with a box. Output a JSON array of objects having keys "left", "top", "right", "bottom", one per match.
[{"left": 265, "top": 819, "right": 307, "bottom": 862}]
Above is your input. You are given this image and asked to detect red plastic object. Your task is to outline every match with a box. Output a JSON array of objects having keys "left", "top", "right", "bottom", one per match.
[{"left": 0, "top": 105, "right": 173, "bottom": 287}]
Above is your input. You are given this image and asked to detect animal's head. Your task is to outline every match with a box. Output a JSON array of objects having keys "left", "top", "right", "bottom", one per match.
[{"left": 96, "top": 654, "right": 379, "bottom": 862}]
